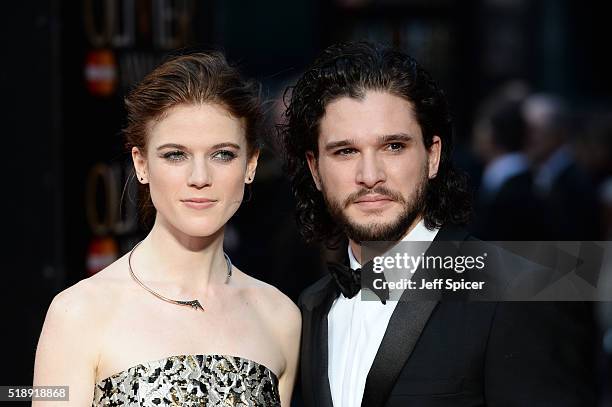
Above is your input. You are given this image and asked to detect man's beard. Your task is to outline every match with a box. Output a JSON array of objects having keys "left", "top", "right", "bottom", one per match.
[{"left": 321, "top": 164, "right": 429, "bottom": 243}]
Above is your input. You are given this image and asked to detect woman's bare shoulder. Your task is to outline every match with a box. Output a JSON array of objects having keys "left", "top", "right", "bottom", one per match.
[
  {"left": 47, "top": 254, "right": 130, "bottom": 322},
  {"left": 33, "top": 256, "right": 133, "bottom": 396},
  {"left": 233, "top": 268, "right": 301, "bottom": 336}
]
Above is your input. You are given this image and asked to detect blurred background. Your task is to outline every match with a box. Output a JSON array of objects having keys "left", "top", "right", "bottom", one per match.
[{"left": 3, "top": 0, "right": 612, "bottom": 403}]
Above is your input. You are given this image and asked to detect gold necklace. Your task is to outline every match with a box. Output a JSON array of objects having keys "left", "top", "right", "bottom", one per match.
[{"left": 127, "top": 241, "right": 232, "bottom": 311}]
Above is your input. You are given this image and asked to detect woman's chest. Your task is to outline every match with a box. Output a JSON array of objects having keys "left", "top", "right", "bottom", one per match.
[{"left": 95, "top": 300, "right": 284, "bottom": 382}]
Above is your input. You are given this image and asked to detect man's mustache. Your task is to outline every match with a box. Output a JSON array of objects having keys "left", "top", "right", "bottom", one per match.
[{"left": 343, "top": 186, "right": 406, "bottom": 208}]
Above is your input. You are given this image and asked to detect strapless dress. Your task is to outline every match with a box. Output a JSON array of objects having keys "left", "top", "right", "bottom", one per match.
[{"left": 92, "top": 354, "right": 280, "bottom": 406}]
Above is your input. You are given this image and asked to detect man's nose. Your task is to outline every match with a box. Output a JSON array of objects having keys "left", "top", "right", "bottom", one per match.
[{"left": 355, "top": 151, "right": 386, "bottom": 188}]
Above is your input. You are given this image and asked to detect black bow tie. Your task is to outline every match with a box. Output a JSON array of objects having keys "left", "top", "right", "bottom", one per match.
[{"left": 327, "top": 261, "right": 389, "bottom": 304}]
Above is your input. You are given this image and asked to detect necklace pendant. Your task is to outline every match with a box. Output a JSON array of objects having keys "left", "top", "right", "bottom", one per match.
[
  {"left": 177, "top": 300, "right": 204, "bottom": 311},
  {"left": 128, "top": 241, "right": 232, "bottom": 312}
]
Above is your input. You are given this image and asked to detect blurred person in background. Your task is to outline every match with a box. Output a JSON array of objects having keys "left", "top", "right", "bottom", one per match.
[
  {"left": 576, "top": 112, "right": 612, "bottom": 239},
  {"left": 33, "top": 52, "right": 300, "bottom": 406},
  {"left": 471, "top": 88, "right": 547, "bottom": 241},
  {"left": 602, "top": 180, "right": 612, "bottom": 240},
  {"left": 523, "top": 94, "right": 600, "bottom": 240},
  {"left": 575, "top": 113, "right": 612, "bottom": 188}
]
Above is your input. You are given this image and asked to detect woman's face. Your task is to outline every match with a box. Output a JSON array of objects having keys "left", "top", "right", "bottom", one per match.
[{"left": 132, "top": 103, "right": 258, "bottom": 237}]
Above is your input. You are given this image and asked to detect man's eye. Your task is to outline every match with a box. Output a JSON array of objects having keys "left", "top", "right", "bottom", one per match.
[
  {"left": 162, "top": 151, "right": 186, "bottom": 161},
  {"left": 335, "top": 148, "right": 357, "bottom": 156},
  {"left": 212, "top": 150, "right": 237, "bottom": 162},
  {"left": 387, "top": 142, "right": 405, "bottom": 152}
]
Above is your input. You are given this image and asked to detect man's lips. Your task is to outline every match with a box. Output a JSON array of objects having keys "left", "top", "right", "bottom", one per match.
[
  {"left": 353, "top": 194, "right": 394, "bottom": 203},
  {"left": 352, "top": 194, "right": 394, "bottom": 209}
]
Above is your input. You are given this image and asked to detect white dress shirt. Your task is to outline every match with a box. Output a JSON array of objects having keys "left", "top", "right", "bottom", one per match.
[{"left": 327, "top": 220, "right": 439, "bottom": 407}]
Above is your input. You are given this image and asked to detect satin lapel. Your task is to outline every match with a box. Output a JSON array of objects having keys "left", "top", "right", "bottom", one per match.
[
  {"left": 361, "top": 300, "right": 437, "bottom": 407},
  {"left": 361, "top": 225, "right": 470, "bottom": 407},
  {"left": 433, "top": 223, "right": 470, "bottom": 242},
  {"left": 300, "top": 276, "right": 337, "bottom": 407}
]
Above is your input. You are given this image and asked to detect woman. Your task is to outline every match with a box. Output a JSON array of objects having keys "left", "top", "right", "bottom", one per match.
[{"left": 33, "top": 52, "right": 301, "bottom": 406}]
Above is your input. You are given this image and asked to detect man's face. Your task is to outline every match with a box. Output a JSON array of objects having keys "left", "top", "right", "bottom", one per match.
[{"left": 306, "top": 91, "right": 441, "bottom": 242}]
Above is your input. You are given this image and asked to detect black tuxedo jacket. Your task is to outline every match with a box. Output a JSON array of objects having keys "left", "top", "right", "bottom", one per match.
[{"left": 297, "top": 225, "right": 596, "bottom": 407}]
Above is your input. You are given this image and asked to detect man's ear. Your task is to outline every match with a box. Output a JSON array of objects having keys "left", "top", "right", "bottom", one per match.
[
  {"left": 428, "top": 135, "right": 442, "bottom": 179},
  {"left": 245, "top": 149, "right": 260, "bottom": 184},
  {"left": 132, "top": 146, "right": 148, "bottom": 183},
  {"left": 305, "top": 151, "right": 322, "bottom": 190}
]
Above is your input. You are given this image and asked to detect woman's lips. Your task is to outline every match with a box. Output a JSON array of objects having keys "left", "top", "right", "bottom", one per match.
[{"left": 181, "top": 198, "right": 217, "bottom": 209}]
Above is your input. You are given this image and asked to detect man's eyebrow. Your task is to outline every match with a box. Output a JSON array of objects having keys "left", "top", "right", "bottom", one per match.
[
  {"left": 379, "top": 133, "right": 414, "bottom": 143},
  {"left": 323, "top": 134, "right": 414, "bottom": 151},
  {"left": 324, "top": 139, "right": 356, "bottom": 151}
]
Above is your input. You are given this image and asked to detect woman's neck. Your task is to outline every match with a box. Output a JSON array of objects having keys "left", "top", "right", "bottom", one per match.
[{"left": 131, "top": 217, "right": 228, "bottom": 296}]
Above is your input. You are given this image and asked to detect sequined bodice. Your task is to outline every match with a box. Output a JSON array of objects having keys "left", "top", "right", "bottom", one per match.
[{"left": 92, "top": 354, "right": 280, "bottom": 406}]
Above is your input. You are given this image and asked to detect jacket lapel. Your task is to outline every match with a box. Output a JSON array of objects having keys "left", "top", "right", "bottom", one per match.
[
  {"left": 361, "top": 300, "right": 438, "bottom": 407},
  {"left": 299, "top": 275, "right": 338, "bottom": 407},
  {"left": 361, "top": 224, "right": 470, "bottom": 407}
]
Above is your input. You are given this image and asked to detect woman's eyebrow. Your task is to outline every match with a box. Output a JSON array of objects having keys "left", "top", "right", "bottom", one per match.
[
  {"left": 156, "top": 142, "right": 241, "bottom": 150},
  {"left": 156, "top": 143, "right": 186, "bottom": 150},
  {"left": 210, "top": 142, "right": 241, "bottom": 150}
]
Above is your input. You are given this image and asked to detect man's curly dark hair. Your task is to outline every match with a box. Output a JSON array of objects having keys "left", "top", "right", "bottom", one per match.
[{"left": 279, "top": 41, "right": 471, "bottom": 246}]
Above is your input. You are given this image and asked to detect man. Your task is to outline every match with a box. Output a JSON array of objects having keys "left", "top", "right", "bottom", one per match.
[
  {"left": 280, "top": 42, "right": 595, "bottom": 406},
  {"left": 523, "top": 93, "right": 600, "bottom": 240},
  {"left": 471, "top": 98, "right": 547, "bottom": 240}
]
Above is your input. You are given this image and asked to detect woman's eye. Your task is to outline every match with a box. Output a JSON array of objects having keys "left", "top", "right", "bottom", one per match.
[
  {"left": 212, "top": 150, "right": 237, "bottom": 162},
  {"left": 387, "top": 142, "right": 405, "bottom": 152},
  {"left": 162, "top": 150, "right": 186, "bottom": 161}
]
